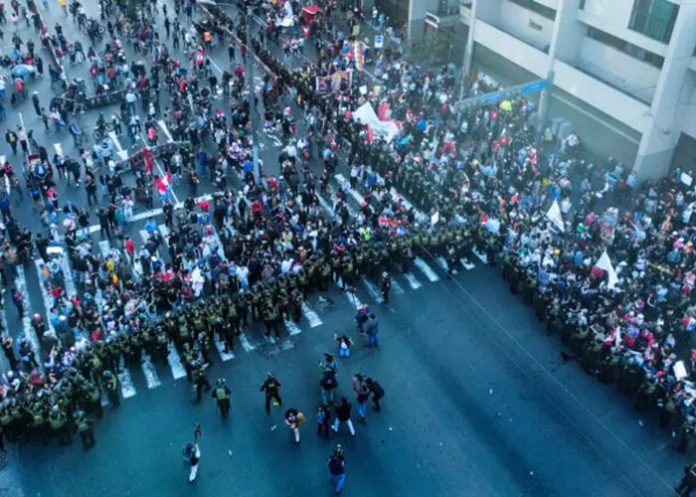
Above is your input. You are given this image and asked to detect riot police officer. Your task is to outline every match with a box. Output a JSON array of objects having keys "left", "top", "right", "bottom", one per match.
[
  {"left": 74, "top": 410, "right": 95, "bottom": 449},
  {"left": 211, "top": 379, "right": 231, "bottom": 418}
]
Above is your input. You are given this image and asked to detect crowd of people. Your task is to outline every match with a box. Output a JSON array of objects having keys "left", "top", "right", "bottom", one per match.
[{"left": 0, "top": 0, "right": 694, "bottom": 491}]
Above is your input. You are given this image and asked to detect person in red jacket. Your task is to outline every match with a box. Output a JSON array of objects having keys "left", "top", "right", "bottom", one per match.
[{"left": 124, "top": 236, "right": 135, "bottom": 257}]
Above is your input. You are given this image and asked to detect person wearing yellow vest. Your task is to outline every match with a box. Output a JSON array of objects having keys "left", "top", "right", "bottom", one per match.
[
  {"left": 73, "top": 410, "right": 95, "bottom": 449},
  {"left": 48, "top": 405, "right": 70, "bottom": 445},
  {"left": 211, "top": 378, "right": 231, "bottom": 419}
]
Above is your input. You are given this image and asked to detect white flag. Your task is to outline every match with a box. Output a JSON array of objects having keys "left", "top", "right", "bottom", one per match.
[
  {"left": 546, "top": 200, "right": 564, "bottom": 232},
  {"left": 595, "top": 251, "right": 619, "bottom": 289}
]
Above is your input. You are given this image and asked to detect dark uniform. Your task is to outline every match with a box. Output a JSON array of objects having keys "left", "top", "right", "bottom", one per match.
[
  {"left": 260, "top": 374, "right": 282, "bottom": 414},
  {"left": 212, "top": 379, "right": 231, "bottom": 418},
  {"left": 74, "top": 410, "right": 95, "bottom": 449}
]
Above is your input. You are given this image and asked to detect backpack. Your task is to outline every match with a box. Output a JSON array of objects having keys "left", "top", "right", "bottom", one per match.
[{"left": 370, "top": 381, "right": 384, "bottom": 399}]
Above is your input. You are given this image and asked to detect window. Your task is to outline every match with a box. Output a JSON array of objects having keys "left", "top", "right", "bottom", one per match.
[
  {"left": 506, "top": 0, "right": 556, "bottom": 21},
  {"left": 629, "top": 0, "right": 679, "bottom": 43},
  {"left": 587, "top": 26, "right": 664, "bottom": 68}
]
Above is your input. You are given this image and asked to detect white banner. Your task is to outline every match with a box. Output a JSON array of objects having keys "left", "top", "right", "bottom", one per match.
[{"left": 546, "top": 200, "right": 564, "bottom": 232}]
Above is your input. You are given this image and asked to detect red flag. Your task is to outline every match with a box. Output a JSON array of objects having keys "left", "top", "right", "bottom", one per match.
[
  {"left": 365, "top": 124, "right": 374, "bottom": 143},
  {"left": 156, "top": 171, "right": 172, "bottom": 195}
]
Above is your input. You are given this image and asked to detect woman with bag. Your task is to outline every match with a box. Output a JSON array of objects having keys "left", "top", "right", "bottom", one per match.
[{"left": 284, "top": 408, "right": 305, "bottom": 444}]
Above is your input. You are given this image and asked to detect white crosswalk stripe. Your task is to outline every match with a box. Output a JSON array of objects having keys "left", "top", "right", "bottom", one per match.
[
  {"left": 167, "top": 343, "right": 187, "bottom": 380},
  {"left": 461, "top": 258, "right": 475, "bottom": 270},
  {"left": 98, "top": 240, "right": 111, "bottom": 258},
  {"left": 437, "top": 256, "right": 458, "bottom": 275},
  {"left": 157, "top": 120, "right": 174, "bottom": 141},
  {"left": 117, "top": 367, "right": 137, "bottom": 399},
  {"left": 108, "top": 131, "right": 129, "bottom": 160},
  {"left": 402, "top": 272, "right": 422, "bottom": 290},
  {"left": 301, "top": 302, "right": 322, "bottom": 327},
  {"left": 284, "top": 318, "right": 303, "bottom": 336},
  {"left": 391, "top": 277, "right": 406, "bottom": 294},
  {"left": 15, "top": 266, "right": 41, "bottom": 366},
  {"left": 414, "top": 257, "right": 440, "bottom": 282},
  {"left": 239, "top": 332, "right": 256, "bottom": 352},
  {"left": 141, "top": 355, "right": 162, "bottom": 389},
  {"left": 344, "top": 289, "right": 365, "bottom": 309},
  {"left": 213, "top": 334, "right": 235, "bottom": 361},
  {"left": 139, "top": 229, "right": 161, "bottom": 260},
  {"left": 361, "top": 277, "right": 384, "bottom": 303},
  {"left": 472, "top": 247, "right": 488, "bottom": 264},
  {"left": 158, "top": 224, "right": 171, "bottom": 247},
  {"left": 335, "top": 173, "right": 365, "bottom": 205}
]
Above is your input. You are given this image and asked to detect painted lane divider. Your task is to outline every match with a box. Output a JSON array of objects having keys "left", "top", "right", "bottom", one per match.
[
  {"left": 301, "top": 302, "right": 322, "bottom": 328},
  {"left": 402, "top": 272, "right": 422, "bottom": 290},
  {"left": 361, "top": 277, "right": 384, "bottom": 304},
  {"left": 414, "top": 257, "right": 440, "bottom": 282},
  {"left": 283, "top": 318, "right": 303, "bottom": 336},
  {"left": 239, "top": 332, "right": 256, "bottom": 352},
  {"left": 108, "top": 131, "right": 129, "bottom": 160},
  {"left": 141, "top": 355, "right": 162, "bottom": 389},
  {"left": 167, "top": 343, "right": 187, "bottom": 380},
  {"left": 213, "top": 334, "right": 235, "bottom": 361}
]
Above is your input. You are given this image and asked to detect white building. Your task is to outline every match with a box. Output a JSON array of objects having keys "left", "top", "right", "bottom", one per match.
[{"left": 458, "top": 0, "right": 696, "bottom": 180}]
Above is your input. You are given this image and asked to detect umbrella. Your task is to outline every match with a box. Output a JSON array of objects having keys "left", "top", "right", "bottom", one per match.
[{"left": 11, "top": 64, "right": 35, "bottom": 78}]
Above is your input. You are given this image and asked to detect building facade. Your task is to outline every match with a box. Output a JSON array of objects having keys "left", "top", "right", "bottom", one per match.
[{"left": 458, "top": 0, "right": 696, "bottom": 180}]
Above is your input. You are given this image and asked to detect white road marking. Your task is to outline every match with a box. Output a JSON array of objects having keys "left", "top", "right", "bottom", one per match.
[
  {"left": 437, "top": 256, "right": 457, "bottom": 275},
  {"left": 15, "top": 266, "right": 41, "bottom": 366},
  {"left": 335, "top": 173, "right": 365, "bottom": 206},
  {"left": 283, "top": 318, "right": 303, "bottom": 336},
  {"left": 316, "top": 193, "right": 336, "bottom": 220},
  {"left": 403, "top": 272, "right": 422, "bottom": 290},
  {"left": 108, "top": 131, "right": 129, "bottom": 160},
  {"left": 461, "top": 258, "right": 475, "bottom": 270},
  {"left": 141, "top": 355, "right": 162, "bottom": 389},
  {"left": 158, "top": 224, "right": 171, "bottom": 247},
  {"left": 167, "top": 343, "right": 187, "bottom": 380},
  {"left": 391, "top": 277, "right": 406, "bottom": 294},
  {"left": 157, "top": 120, "right": 173, "bottom": 141},
  {"left": 239, "top": 332, "right": 256, "bottom": 352},
  {"left": 301, "top": 302, "right": 322, "bottom": 328},
  {"left": 344, "top": 289, "right": 365, "bottom": 309},
  {"left": 472, "top": 247, "right": 488, "bottom": 264},
  {"left": 117, "top": 367, "right": 137, "bottom": 399},
  {"left": 98, "top": 240, "right": 111, "bottom": 258},
  {"left": 361, "top": 276, "right": 384, "bottom": 304},
  {"left": 414, "top": 257, "right": 440, "bottom": 282},
  {"left": 213, "top": 334, "right": 235, "bottom": 361}
]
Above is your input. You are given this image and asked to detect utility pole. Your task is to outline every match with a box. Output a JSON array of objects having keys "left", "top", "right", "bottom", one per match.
[
  {"left": 459, "top": 0, "right": 478, "bottom": 104},
  {"left": 244, "top": 6, "right": 261, "bottom": 182}
]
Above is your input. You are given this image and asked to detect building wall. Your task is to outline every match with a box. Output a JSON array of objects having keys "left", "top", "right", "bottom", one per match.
[
  {"left": 497, "top": 0, "right": 554, "bottom": 51},
  {"left": 576, "top": 1, "right": 668, "bottom": 57},
  {"left": 576, "top": 37, "right": 661, "bottom": 104}
]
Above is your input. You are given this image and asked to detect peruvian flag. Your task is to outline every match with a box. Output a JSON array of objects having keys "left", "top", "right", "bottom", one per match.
[
  {"left": 156, "top": 172, "right": 172, "bottom": 196},
  {"left": 365, "top": 123, "right": 374, "bottom": 143}
]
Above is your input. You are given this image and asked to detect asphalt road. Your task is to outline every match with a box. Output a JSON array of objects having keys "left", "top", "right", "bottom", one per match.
[{"left": 0, "top": 1, "right": 691, "bottom": 496}]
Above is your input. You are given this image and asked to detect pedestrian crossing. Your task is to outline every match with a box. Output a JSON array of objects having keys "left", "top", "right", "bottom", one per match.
[{"left": 93, "top": 248, "right": 474, "bottom": 401}]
